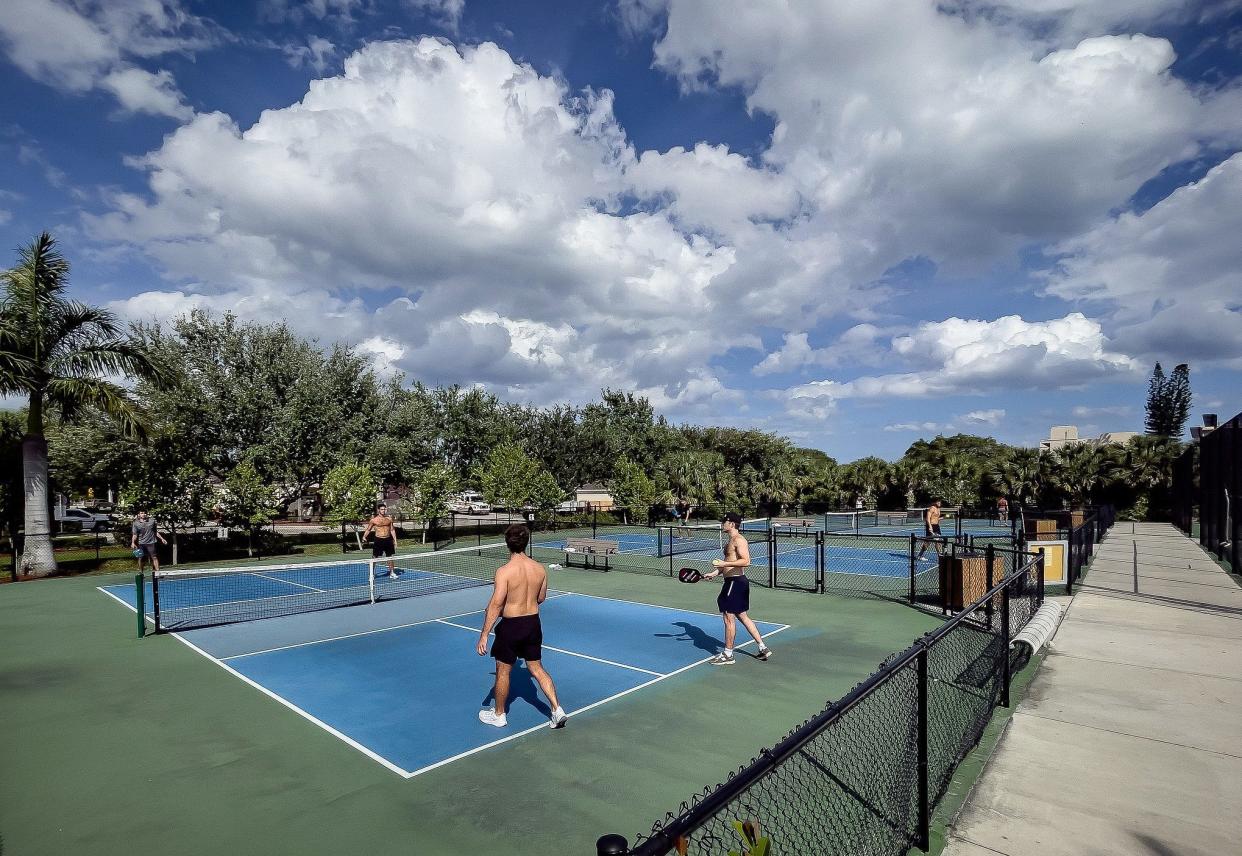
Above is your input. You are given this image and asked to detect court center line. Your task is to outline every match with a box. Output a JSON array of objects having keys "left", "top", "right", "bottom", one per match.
[
  {"left": 434, "top": 619, "right": 664, "bottom": 677},
  {"left": 252, "top": 571, "right": 327, "bottom": 593}
]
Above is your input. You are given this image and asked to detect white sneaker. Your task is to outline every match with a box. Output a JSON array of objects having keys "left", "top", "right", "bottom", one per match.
[
  {"left": 388, "top": 571, "right": 399, "bottom": 579},
  {"left": 757, "top": 647, "right": 772, "bottom": 661},
  {"left": 549, "top": 707, "right": 568, "bottom": 729},
  {"left": 709, "top": 652, "right": 735, "bottom": 666},
  {"left": 478, "top": 709, "right": 507, "bottom": 727}
]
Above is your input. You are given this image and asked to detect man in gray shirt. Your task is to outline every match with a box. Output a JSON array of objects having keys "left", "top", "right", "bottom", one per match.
[{"left": 131, "top": 510, "right": 168, "bottom": 573}]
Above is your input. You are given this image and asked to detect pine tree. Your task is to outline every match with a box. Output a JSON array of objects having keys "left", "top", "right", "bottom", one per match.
[
  {"left": 1167, "top": 364, "right": 1192, "bottom": 439},
  {"left": 1144, "top": 363, "right": 1166, "bottom": 435}
]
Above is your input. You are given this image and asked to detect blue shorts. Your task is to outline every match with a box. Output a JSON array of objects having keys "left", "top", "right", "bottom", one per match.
[{"left": 717, "top": 575, "right": 750, "bottom": 615}]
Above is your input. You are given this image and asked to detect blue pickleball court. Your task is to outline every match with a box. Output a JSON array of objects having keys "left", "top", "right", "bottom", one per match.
[{"left": 99, "top": 581, "right": 788, "bottom": 778}]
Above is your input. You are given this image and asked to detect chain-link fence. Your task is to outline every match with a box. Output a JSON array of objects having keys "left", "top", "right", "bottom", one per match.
[
  {"left": 1198, "top": 411, "right": 1240, "bottom": 572},
  {"left": 597, "top": 555, "right": 1045, "bottom": 856}
]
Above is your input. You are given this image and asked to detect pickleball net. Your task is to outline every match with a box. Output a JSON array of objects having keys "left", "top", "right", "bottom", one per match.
[{"left": 146, "top": 542, "right": 509, "bottom": 631}]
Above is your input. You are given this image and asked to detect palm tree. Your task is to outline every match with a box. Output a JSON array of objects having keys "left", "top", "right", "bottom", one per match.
[
  {"left": 1050, "top": 442, "right": 1107, "bottom": 507},
  {"left": 1123, "top": 435, "right": 1179, "bottom": 490},
  {"left": 0, "top": 233, "right": 162, "bottom": 577},
  {"left": 841, "top": 457, "right": 891, "bottom": 508},
  {"left": 991, "top": 448, "right": 1042, "bottom": 509},
  {"left": 891, "top": 460, "right": 931, "bottom": 508}
]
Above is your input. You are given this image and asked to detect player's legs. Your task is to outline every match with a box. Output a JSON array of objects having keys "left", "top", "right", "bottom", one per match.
[
  {"left": 490, "top": 661, "right": 511, "bottom": 716},
  {"left": 722, "top": 611, "right": 737, "bottom": 650},
  {"left": 526, "top": 659, "right": 561, "bottom": 711},
  {"left": 736, "top": 611, "right": 765, "bottom": 647}
]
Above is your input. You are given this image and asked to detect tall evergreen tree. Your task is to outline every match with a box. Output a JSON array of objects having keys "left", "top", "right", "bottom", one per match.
[
  {"left": 1166, "top": 364, "right": 1192, "bottom": 439},
  {"left": 1144, "top": 362, "right": 1166, "bottom": 434}
]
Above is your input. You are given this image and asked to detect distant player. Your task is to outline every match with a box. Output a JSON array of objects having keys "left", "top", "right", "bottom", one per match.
[
  {"left": 915, "top": 499, "right": 945, "bottom": 560},
  {"left": 997, "top": 496, "right": 1009, "bottom": 521},
  {"left": 363, "top": 503, "right": 398, "bottom": 578},
  {"left": 702, "top": 512, "right": 772, "bottom": 665},
  {"left": 130, "top": 509, "right": 168, "bottom": 573},
  {"left": 476, "top": 524, "right": 568, "bottom": 729}
]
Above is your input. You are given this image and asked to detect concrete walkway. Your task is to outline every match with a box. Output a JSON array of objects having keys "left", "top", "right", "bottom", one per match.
[{"left": 943, "top": 522, "right": 1242, "bottom": 856}]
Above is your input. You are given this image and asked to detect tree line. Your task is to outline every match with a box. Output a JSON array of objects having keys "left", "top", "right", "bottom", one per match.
[{"left": 1, "top": 233, "right": 1192, "bottom": 576}]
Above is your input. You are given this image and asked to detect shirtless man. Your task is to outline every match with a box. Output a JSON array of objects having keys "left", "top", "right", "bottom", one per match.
[
  {"left": 915, "top": 499, "right": 945, "bottom": 560},
  {"left": 702, "top": 512, "right": 772, "bottom": 666},
  {"left": 363, "top": 503, "right": 398, "bottom": 578},
  {"left": 476, "top": 524, "right": 568, "bottom": 729}
]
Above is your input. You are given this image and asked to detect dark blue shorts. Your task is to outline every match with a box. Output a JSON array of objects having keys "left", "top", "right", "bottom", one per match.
[{"left": 717, "top": 575, "right": 750, "bottom": 615}]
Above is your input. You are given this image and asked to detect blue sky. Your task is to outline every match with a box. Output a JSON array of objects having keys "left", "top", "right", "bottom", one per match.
[{"left": 1, "top": 0, "right": 1240, "bottom": 462}]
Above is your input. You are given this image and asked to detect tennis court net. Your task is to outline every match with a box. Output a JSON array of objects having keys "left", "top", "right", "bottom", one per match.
[
  {"left": 147, "top": 543, "right": 507, "bottom": 631},
  {"left": 822, "top": 510, "right": 881, "bottom": 533},
  {"left": 656, "top": 525, "right": 723, "bottom": 557}
]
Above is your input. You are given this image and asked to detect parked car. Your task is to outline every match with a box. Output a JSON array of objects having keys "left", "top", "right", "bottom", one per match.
[
  {"left": 56, "top": 506, "right": 113, "bottom": 532},
  {"left": 447, "top": 497, "right": 472, "bottom": 514}
]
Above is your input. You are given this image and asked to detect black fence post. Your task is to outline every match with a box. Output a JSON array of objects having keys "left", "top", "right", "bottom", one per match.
[
  {"left": 908, "top": 532, "right": 917, "bottom": 604},
  {"left": 1037, "top": 551, "right": 1045, "bottom": 607},
  {"left": 596, "top": 833, "right": 628, "bottom": 855},
  {"left": 916, "top": 644, "right": 930, "bottom": 851},
  {"left": 1001, "top": 582, "right": 1011, "bottom": 708},
  {"left": 984, "top": 543, "right": 995, "bottom": 625},
  {"left": 341, "top": 521, "right": 347, "bottom": 554}
]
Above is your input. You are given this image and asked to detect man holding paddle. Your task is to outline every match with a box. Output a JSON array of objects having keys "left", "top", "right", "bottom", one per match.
[{"left": 700, "top": 512, "right": 772, "bottom": 666}]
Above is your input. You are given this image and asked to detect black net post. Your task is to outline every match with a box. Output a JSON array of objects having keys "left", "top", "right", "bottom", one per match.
[
  {"left": 767, "top": 529, "right": 777, "bottom": 588},
  {"left": 916, "top": 643, "right": 930, "bottom": 852},
  {"left": 151, "top": 570, "right": 162, "bottom": 633},
  {"left": 134, "top": 573, "right": 145, "bottom": 639},
  {"left": 815, "top": 530, "right": 825, "bottom": 593}
]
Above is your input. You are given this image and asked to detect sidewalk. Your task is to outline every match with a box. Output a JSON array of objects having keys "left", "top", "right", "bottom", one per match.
[{"left": 943, "top": 522, "right": 1242, "bottom": 856}]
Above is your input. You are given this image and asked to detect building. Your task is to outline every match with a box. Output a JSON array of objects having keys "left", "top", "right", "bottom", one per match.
[
  {"left": 1040, "top": 425, "right": 1138, "bottom": 451},
  {"left": 574, "top": 484, "right": 615, "bottom": 510}
]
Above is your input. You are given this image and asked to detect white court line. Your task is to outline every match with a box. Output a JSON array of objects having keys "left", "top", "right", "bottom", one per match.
[
  {"left": 400, "top": 622, "right": 793, "bottom": 780},
  {"left": 171, "top": 632, "right": 415, "bottom": 777},
  {"left": 98, "top": 583, "right": 792, "bottom": 779},
  {"left": 253, "top": 571, "right": 327, "bottom": 593},
  {"left": 97, "top": 584, "right": 153, "bottom": 625},
  {"left": 434, "top": 619, "right": 664, "bottom": 677},
  {"left": 221, "top": 593, "right": 574, "bottom": 660}
]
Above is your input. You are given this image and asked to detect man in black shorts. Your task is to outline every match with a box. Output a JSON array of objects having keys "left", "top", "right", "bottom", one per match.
[
  {"left": 363, "top": 503, "right": 398, "bottom": 578},
  {"left": 702, "top": 512, "right": 772, "bottom": 665},
  {"left": 915, "top": 499, "right": 945, "bottom": 560},
  {"left": 476, "top": 524, "right": 568, "bottom": 729}
]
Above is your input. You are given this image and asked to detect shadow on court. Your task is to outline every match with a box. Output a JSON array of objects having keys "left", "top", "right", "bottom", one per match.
[{"left": 480, "top": 663, "right": 553, "bottom": 718}]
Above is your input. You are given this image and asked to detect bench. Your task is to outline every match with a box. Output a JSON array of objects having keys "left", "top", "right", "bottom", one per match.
[
  {"left": 770, "top": 517, "right": 818, "bottom": 533},
  {"left": 564, "top": 537, "right": 620, "bottom": 571}
]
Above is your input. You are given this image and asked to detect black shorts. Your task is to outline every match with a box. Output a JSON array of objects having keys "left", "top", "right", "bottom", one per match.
[
  {"left": 372, "top": 536, "right": 395, "bottom": 558},
  {"left": 925, "top": 524, "right": 942, "bottom": 537},
  {"left": 717, "top": 575, "right": 750, "bottom": 615},
  {"left": 491, "top": 614, "right": 543, "bottom": 665}
]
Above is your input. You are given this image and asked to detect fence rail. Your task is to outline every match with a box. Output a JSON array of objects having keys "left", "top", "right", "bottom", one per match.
[
  {"left": 599, "top": 553, "right": 1046, "bottom": 856},
  {"left": 1196, "top": 412, "right": 1240, "bottom": 572}
]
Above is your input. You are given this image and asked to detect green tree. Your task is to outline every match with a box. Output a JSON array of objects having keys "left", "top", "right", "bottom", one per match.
[
  {"left": 124, "top": 462, "right": 212, "bottom": 566},
  {"left": 929, "top": 452, "right": 983, "bottom": 508},
  {"left": 0, "top": 233, "right": 162, "bottom": 576},
  {"left": 222, "top": 460, "right": 278, "bottom": 557},
  {"left": 1049, "top": 443, "right": 1106, "bottom": 506},
  {"left": 890, "top": 460, "right": 931, "bottom": 508},
  {"left": 527, "top": 468, "right": 566, "bottom": 514},
  {"left": 321, "top": 463, "right": 379, "bottom": 550},
  {"left": 610, "top": 457, "right": 656, "bottom": 523},
  {"left": 1144, "top": 363, "right": 1192, "bottom": 438},
  {"left": 990, "top": 449, "right": 1042, "bottom": 509},
  {"left": 414, "top": 462, "right": 458, "bottom": 543},
  {"left": 840, "top": 457, "right": 891, "bottom": 508},
  {"left": 0, "top": 410, "right": 23, "bottom": 542},
  {"left": 474, "top": 442, "right": 563, "bottom": 513}
]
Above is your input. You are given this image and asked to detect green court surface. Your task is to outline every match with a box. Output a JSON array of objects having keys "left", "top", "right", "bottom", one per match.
[{"left": 0, "top": 567, "right": 941, "bottom": 855}]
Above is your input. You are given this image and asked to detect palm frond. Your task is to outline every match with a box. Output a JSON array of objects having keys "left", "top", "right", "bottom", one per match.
[
  {"left": 44, "top": 377, "right": 152, "bottom": 440},
  {"left": 49, "top": 340, "right": 164, "bottom": 383}
]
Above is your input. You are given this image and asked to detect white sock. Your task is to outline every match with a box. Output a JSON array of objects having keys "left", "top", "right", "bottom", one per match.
[{"left": 724, "top": 648, "right": 733, "bottom": 658}]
